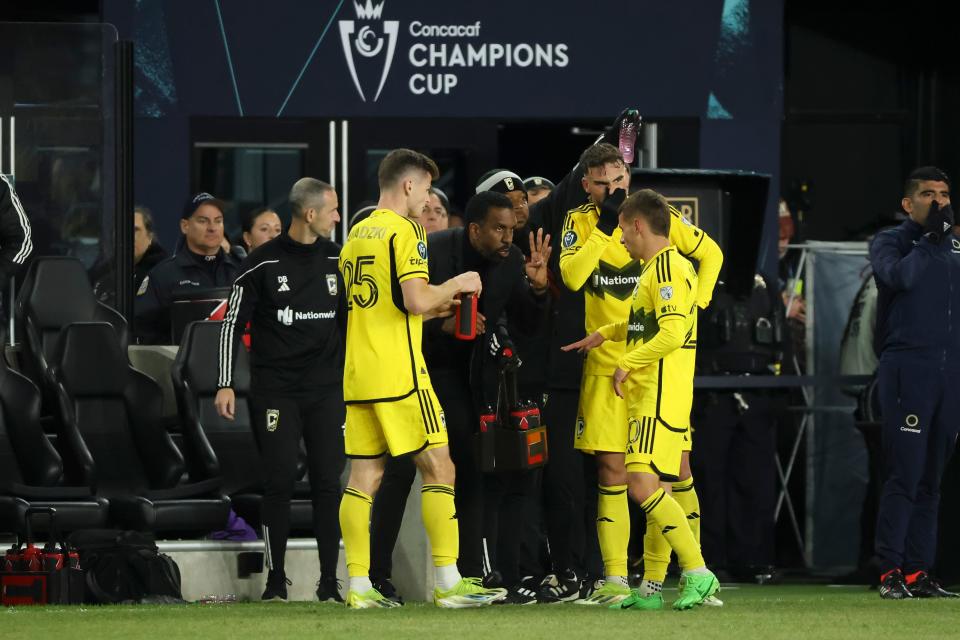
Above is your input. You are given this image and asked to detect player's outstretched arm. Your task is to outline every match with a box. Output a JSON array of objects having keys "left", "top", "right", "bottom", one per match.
[
  {"left": 617, "top": 314, "right": 687, "bottom": 371},
  {"left": 400, "top": 271, "right": 482, "bottom": 316}
]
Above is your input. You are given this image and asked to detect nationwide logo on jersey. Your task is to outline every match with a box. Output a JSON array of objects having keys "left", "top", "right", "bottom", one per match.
[
  {"left": 326, "top": 274, "right": 338, "bottom": 295},
  {"left": 339, "top": 1, "right": 399, "bottom": 103},
  {"left": 277, "top": 306, "right": 336, "bottom": 325},
  {"left": 626, "top": 305, "right": 657, "bottom": 345},
  {"left": 587, "top": 260, "right": 641, "bottom": 300}
]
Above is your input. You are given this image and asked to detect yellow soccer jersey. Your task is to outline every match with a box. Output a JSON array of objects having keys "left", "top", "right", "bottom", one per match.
[
  {"left": 559, "top": 201, "right": 720, "bottom": 376},
  {"left": 339, "top": 209, "right": 431, "bottom": 403},
  {"left": 598, "top": 246, "right": 699, "bottom": 430}
]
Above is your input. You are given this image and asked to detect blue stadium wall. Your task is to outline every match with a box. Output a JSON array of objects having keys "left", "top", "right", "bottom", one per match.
[{"left": 104, "top": 0, "right": 783, "bottom": 273}]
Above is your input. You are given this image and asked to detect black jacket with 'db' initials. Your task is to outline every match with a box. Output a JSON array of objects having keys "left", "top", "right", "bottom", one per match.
[{"left": 217, "top": 233, "right": 346, "bottom": 396}]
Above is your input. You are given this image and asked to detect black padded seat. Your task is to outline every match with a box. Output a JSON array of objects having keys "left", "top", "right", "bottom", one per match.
[
  {"left": 171, "top": 320, "right": 313, "bottom": 532},
  {"left": 15, "top": 257, "right": 128, "bottom": 420},
  {"left": 50, "top": 322, "right": 229, "bottom": 535},
  {"left": 0, "top": 327, "right": 108, "bottom": 536}
]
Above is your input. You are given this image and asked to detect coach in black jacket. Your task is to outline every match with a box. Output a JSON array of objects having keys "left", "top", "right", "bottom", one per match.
[
  {"left": 0, "top": 175, "right": 32, "bottom": 295},
  {"left": 215, "top": 178, "right": 346, "bottom": 603},
  {"left": 369, "top": 191, "right": 551, "bottom": 599}
]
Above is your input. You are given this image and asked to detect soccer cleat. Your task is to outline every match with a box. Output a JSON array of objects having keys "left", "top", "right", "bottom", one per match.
[
  {"left": 574, "top": 579, "right": 631, "bottom": 606},
  {"left": 578, "top": 577, "right": 603, "bottom": 601},
  {"left": 615, "top": 589, "right": 664, "bottom": 610},
  {"left": 678, "top": 575, "right": 724, "bottom": 607},
  {"left": 673, "top": 571, "right": 720, "bottom": 610},
  {"left": 498, "top": 580, "right": 539, "bottom": 605},
  {"left": 537, "top": 570, "right": 580, "bottom": 603},
  {"left": 316, "top": 576, "right": 344, "bottom": 603},
  {"left": 434, "top": 577, "right": 508, "bottom": 608},
  {"left": 879, "top": 569, "right": 913, "bottom": 600},
  {"left": 372, "top": 577, "right": 404, "bottom": 605},
  {"left": 905, "top": 572, "right": 957, "bottom": 598},
  {"left": 346, "top": 587, "right": 403, "bottom": 609},
  {"left": 261, "top": 570, "right": 292, "bottom": 602}
]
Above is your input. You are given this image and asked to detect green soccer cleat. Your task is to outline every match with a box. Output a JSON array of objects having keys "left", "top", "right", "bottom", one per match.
[
  {"left": 614, "top": 589, "right": 663, "bottom": 610},
  {"left": 434, "top": 577, "right": 508, "bottom": 608},
  {"left": 345, "top": 587, "right": 403, "bottom": 609},
  {"left": 673, "top": 571, "right": 720, "bottom": 610},
  {"left": 678, "top": 575, "right": 724, "bottom": 607},
  {"left": 575, "top": 580, "right": 632, "bottom": 606}
]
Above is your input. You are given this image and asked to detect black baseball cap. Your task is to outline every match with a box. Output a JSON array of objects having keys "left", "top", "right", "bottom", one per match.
[{"left": 182, "top": 192, "right": 226, "bottom": 219}]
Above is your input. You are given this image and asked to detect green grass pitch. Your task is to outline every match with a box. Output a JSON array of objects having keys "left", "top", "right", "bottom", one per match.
[{"left": 5, "top": 585, "right": 960, "bottom": 639}]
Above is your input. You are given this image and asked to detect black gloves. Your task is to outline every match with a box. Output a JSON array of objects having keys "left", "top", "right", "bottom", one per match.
[
  {"left": 923, "top": 201, "right": 955, "bottom": 243},
  {"left": 488, "top": 324, "right": 521, "bottom": 372},
  {"left": 597, "top": 187, "right": 626, "bottom": 235}
]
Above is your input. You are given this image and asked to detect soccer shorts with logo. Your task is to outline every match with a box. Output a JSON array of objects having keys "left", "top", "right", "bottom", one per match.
[
  {"left": 345, "top": 387, "right": 448, "bottom": 457},
  {"left": 574, "top": 374, "right": 628, "bottom": 454},
  {"left": 624, "top": 414, "right": 688, "bottom": 481}
]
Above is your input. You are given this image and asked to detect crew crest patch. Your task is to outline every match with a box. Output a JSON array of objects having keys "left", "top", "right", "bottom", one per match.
[{"left": 659, "top": 285, "right": 674, "bottom": 301}]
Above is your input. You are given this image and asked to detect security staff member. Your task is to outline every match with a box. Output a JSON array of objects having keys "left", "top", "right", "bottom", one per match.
[
  {"left": 870, "top": 166, "right": 960, "bottom": 599},
  {"left": 134, "top": 193, "right": 241, "bottom": 344},
  {"left": 0, "top": 174, "right": 32, "bottom": 300},
  {"left": 368, "top": 190, "right": 551, "bottom": 602},
  {"left": 215, "top": 178, "right": 346, "bottom": 603}
]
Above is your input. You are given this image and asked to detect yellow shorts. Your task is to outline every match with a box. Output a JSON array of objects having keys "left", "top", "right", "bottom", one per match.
[
  {"left": 683, "top": 425, "right": 693, "bottom": 453},
  {"left": 624, "top": 415, "right": 688, "bottom": 481},
  {"left": 574, "top": 374, "right": 628, "bottom": 454},
  {"left": 345, "top": 387, "right": 448, "bottom": 458}
]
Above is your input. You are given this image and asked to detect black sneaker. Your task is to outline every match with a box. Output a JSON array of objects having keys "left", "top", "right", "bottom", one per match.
[
  {"left": 907, "top": 572, "right": 959, "bottom": 598},
  {"left": 497, "top": 579, "right": 539, "bottom": 605},
  {"left": 537, "top": 569, "right": 580, "bottom": 603},
  {"left": 262, "top": 570, "right": 292, "bottom": 602},
  {"left": 878, "top": 569, "right": 913, "bottom": 600},
  {"left": 578, "top": 576, "right": 603, "bottom": 601},
  {"left": 371, "top": 577, "right": 404, "bottom": 605},
  {"left": 316, "top": 576, "right": 344, "bottom": 603}
]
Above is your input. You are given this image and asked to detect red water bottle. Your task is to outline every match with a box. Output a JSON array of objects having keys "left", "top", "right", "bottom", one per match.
[{"left": 455, "top": 293, "right": 477, "bottom": 340}]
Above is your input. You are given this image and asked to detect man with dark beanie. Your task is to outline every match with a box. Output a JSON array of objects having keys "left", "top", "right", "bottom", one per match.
[
  {"left": 215, "top": 177, "right": 347, "bottom": 603},
  {"left": 476, "top": 170, "right": 531, "bottom": 257},
  {"left": 134, "top": 192, "right": 241, "bottom": 344},
  {"left": 871, "top": 166, "right": 960, "bottom": 599}
]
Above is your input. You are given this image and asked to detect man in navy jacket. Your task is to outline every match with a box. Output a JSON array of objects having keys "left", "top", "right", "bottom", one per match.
[{"left": 870, "top": 166, "right": 960, "bottom": 599}]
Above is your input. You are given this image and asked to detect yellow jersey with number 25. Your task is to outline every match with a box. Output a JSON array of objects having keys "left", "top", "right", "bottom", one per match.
[{"left": 339, "top": 208, "right": 431, "bottom": 404}]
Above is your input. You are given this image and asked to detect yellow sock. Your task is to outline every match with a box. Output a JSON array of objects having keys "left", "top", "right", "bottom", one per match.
[
  {"left": 642, "top": 517, "right": 671, "bottom": 583},
  {"left": 672, "top": 477, "right": 701, "bottom": 544},
  {"left": 597, "top": 484, "right": 630, "bottom": 577},
  {"left": 340, "top": 487, "right": 373, "bottom": 577},
  {"left": 421, "top": 484, "right": 459, "bottom": 567},
  {"left": 639, "top": 488, "right": 704, "bottom": 571}
]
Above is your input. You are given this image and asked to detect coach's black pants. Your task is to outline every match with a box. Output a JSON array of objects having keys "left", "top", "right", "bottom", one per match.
[
  {"left": 249, "top": 385, "right": 345, "bottom": 578},
  {"left": 540, "top": 387, "right": 600, "bottom": 578},
  {"left": 692, "top": 391, "right": 778, "bottom": 572},
  {"left": 875, "top": 361, "right": 960, "bottom": 574},
  {"left": 370, "top": 371, "right": 486, "bottom": 580}
]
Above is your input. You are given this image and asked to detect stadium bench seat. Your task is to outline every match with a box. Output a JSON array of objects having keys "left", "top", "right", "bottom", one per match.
[
  {"left": 171, "top": 320, "right": 315, "bottom": 533},
  {"left": 50, "top": 322, "right": 229, "bottom": 535},
  {"left": 0, "top": 326, "right": 109, "bottom": 536}
]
